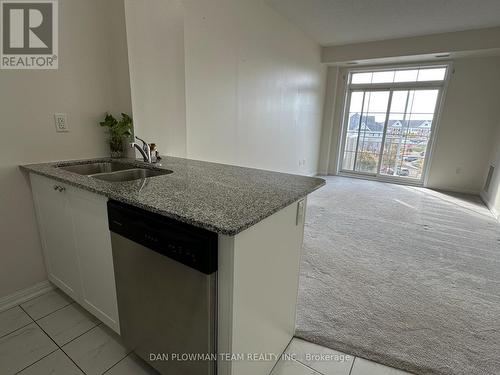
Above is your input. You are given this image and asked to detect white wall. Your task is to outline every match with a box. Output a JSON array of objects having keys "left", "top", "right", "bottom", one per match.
[
  {"left": 481, "top": 120, "right": 500, "bottom": 216},
  {"left": 125, "top": 0, "right": 326, "bottom": 175},
  {"left": 319, "top": 56, "right": 500, "bottom": 193},
  {"left": 0, "top": 0, "right": 131, "bottom": 298},
  {"left": 426, "top": 56, "right": 500, "bottom": 193},
  {"left": 183, "top": 0, "right": 326, "bottom": 175},
  {"left": 124, "top": 0, "right": 187, "bottom": 157}
]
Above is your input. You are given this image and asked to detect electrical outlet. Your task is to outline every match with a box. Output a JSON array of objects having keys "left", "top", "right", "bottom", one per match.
[{"left": 54, "top": 113, "right": 68, "bottom": 132}]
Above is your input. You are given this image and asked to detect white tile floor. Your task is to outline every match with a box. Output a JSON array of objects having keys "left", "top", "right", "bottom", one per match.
[
  {"left": 0, "top": 289, "right": 413, "bottom": 375},
  {"left": 0, "top": 288, "right": 156, "bottom": 375}
]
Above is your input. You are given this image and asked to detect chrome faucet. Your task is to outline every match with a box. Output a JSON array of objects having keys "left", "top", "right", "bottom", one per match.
[{"left": 131, "top": 136, "right": 152, "bottom": 163}]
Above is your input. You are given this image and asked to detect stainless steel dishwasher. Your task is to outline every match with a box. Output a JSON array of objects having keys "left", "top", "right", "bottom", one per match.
[{"left": 107, "top": 200, "right": 218, "bottom": 375}]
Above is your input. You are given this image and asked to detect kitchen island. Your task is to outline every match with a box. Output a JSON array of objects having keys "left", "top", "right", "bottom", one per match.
[{"left": 21, "top": 156, "right": 325, "bottom": 375}]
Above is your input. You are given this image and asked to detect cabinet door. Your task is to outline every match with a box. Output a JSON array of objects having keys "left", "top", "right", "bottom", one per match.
[
  {"left": 68, "top": 187, "right": 120, "bottom": 334},
  {"left": 30, "top": 174, "right": 81, "bottom": 300}
]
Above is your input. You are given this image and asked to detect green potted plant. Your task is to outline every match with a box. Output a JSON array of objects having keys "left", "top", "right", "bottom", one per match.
[{"left": 99, "top": 113, "right": 133, "bottom": 158}]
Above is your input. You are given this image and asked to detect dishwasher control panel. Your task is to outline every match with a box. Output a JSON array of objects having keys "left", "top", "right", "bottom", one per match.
[{"left": 107, "top": 200, "right": 218, "bottom": 274}]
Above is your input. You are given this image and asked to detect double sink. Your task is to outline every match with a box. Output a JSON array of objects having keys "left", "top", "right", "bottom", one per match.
[{"left": 59, "top": 162, "right": 172, "bottom": 182}]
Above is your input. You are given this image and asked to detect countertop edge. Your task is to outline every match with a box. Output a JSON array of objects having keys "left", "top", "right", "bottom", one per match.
[{"left": 20, "top": 162, "right": 325, "bottom": 236}]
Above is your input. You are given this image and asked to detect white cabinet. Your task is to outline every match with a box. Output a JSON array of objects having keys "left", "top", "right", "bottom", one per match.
[
  {"left": 30, "top": 174, "right": 120, "bottom": 333},
  {"left": 69, "top": 187, "right": 120, "bottom": 333},
  {"left": 30, "top": 174, "right": 81, "bottom": 300}
]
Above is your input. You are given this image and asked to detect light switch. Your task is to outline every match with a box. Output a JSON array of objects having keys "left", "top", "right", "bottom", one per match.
[{"left": 54, "top": 113, "right": 68, "bottom": 132}]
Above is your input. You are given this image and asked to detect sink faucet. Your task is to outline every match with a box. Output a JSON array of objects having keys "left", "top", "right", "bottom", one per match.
[{"left": 131, "top": 136, "right": 152, "bottom": 163}]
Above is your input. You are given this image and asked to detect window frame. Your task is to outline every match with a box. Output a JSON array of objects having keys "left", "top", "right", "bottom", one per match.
[{"left": 336, "top": 62, "right": 452, "bottom": 186}]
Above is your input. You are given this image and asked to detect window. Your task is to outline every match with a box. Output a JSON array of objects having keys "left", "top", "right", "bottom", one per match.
[
  {"left": 350, "top": 67, "right": 447, "bottom": 85},
  {"left": 339, "top": 65, "right": 448, "bottom": 183}
]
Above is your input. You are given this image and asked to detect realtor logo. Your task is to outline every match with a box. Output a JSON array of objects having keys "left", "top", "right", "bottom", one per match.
[{"left": 1, "top": 0, "right": 58, "bottom": 69}]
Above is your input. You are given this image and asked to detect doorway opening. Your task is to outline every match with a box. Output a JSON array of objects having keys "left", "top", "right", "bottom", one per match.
[{"left": 339, "top": 65, "right": 449, "bottom": 184}]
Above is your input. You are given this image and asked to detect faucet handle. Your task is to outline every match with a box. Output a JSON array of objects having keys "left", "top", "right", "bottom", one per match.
[
  {"left": 133, "top": 136, "right": 152, "bottom": 163},
  {"left": 135, "top": 136, "right": 147, "bottom": 147}
]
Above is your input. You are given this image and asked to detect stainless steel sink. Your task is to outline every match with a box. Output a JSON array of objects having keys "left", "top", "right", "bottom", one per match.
[
  {"left": 58, "top": 162, "right": 173, "bottom": 182},
  {"left": 59, "top": 162, "right": 135, "bottom": 175},
  {"left": 91, "top": 168, "right": 172, "bottom": 182}
]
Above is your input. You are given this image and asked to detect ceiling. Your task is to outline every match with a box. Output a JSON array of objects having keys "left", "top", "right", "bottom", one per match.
[{"left": 267, "top": 0, "right": 500, "bottom": 46}]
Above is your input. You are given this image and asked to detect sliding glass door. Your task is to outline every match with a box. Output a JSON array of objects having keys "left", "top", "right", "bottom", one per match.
[
  {"left": 339, "top": 65, "right": 447, "bottom": 184},
  {"left": 379, "top": 89, "right": 439, "bottom": 180},
  {"left": 342, "top": 90, "right": 390, "bottom": 174}
]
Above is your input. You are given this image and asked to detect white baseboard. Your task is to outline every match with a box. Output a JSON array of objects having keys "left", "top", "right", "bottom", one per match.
[
  {"left": 0, "top": 280, "right": 54, "bottom": 312},
  {"left": 480, "top": 190, "right": 500, "bottom": 220},
  {"left": 306, "top": 171, "right": 320, "bottom": 177},
  {"left": 480, "top": 190, "right": 490, "bottom": 207},
  {"left": 427, "top": 185, "right": 480, "bottom": 195}
]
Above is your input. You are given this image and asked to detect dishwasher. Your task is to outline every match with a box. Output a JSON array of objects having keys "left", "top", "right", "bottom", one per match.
[{"left": 107, "top": 200, "right": 218, "bottom": 375}]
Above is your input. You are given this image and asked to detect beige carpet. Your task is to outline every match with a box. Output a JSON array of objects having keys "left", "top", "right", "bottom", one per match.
[{"left": 296, "top": 176, "right": 500, "bottom": 375}]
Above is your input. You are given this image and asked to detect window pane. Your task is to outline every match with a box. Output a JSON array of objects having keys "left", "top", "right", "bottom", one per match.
[
  {"left": 355, "top": 149, "right": 379, "bottom": 173},
  {"left": 390, "top": 91, "right": 409, "bottom": 113},
  {"left": 342, "top": 151, "right": 356, "bottom": 170},
  {"left": 349, "top": 91, "right": 364, "bottom": 112},
  {"left": 408, "top": 113, "right": 434, "bottom": 121},
  {"left": 410, "top": 90, "right": 438, "bottom": 113},
  {"left": 362, "top": 113, "right": 387, "bottom": 134},
  {"left": 372, "top": 71, "right": 395, "bottom": 83},
  {"left": 365, "top": 91, "right": 390, "bottom": 112},
  {"left": 347, "top": 113, "right": 362, "bottom": 133},
  {"left": 344, "top": 133, "right": 359, "bottom": 152},
  {"left": 351, "top": 72, "right": 372, "bottom": 84},
  {"left": 387, "top": 114, "right": 408, "bottom": 136},
  {"left": 351, "top": 66, "right": 446, "bottom": 86},
  {"left": 394, "top": 69, "right": 418, "bottom": 82},
  {"left": 417, "top": 68, "right": 446, "bottom": 81},
  {"left": 380, "top": 89, "right": 437, "bottom": 180}
]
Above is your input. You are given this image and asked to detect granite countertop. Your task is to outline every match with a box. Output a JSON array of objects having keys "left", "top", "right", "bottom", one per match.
[{"left": 21, "top": 156, "right": 325, "bottom": 236}]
